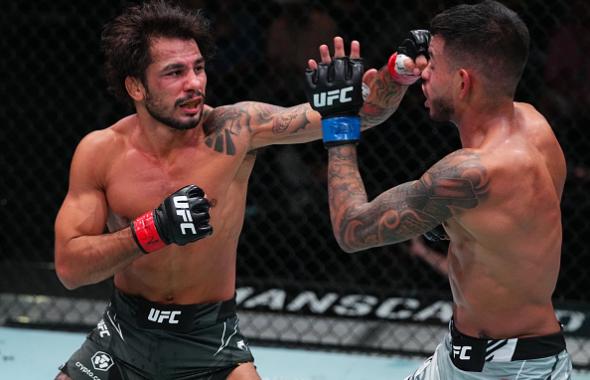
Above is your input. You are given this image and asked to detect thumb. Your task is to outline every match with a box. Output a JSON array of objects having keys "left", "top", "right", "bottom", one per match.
[
  {"left": 362, "top": 68, "right": 378, "bottom": 86},
  {"left": 362, "top": 68, "right": 378, "bottom": 101}
]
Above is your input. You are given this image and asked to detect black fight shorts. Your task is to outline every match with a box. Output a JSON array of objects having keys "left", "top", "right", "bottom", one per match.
[{"left": 59, "top": 289, "right": 254, "bottom": 380}]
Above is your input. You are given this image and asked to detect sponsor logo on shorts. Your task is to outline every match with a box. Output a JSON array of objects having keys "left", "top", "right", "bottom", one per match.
[
  {"left": 147, "top": 308, "right": 182, "bottom": 324},
  {"left": 75, "top": 361, "right": 103, "bottom": 380},
  {"left": 452, "top": 345, "right": 472, "bottom": 360},
  {"left": 91, "top": 351, "right": 114, "bottom": 371}
]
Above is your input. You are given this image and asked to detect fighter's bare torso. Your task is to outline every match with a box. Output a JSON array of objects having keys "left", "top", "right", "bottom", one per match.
[
  {"left": 97, "top": 107, "right": 256, "bottom": 304},
  {"left": 446, "top": 102, "right": 566, "bottom": 338}
]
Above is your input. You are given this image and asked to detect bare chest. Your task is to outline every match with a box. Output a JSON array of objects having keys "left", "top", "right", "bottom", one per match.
[{"left": 103, "top": 146, "right": 251, "bottom": 223}]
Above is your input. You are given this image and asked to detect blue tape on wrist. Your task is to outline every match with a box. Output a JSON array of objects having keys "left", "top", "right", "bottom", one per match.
[{"left": 321, "top": 116, "right": 361, "bottom": 144}]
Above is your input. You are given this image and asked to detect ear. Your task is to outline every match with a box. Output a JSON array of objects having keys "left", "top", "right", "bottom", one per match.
[
  {"left": 125, "top": 76, "right": 146, "bottom": 102},
  {"left": 457, "top": 69, "right": 472, "bottom": 99}
]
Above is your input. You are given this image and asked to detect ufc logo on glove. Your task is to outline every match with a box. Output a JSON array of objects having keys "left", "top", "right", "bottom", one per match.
[
  {"left": 131, "top": 184, "right": 212, "bottom": 253},
  {"left": 304, "top": 57, "right": 364, "bottom": 147},
  {"left": 173, "top": 196, "right": 197, "bottom": 235},
  {"left": 313, "top": 86, "right": 354, "bottom": 107}
]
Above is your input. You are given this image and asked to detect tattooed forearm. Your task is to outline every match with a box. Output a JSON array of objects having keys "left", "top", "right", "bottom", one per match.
[
  {"left": 250, "top": 103, "right": 311, "bottom": 135},
  {"left": 274, "top": 104, "right": 311, "bottom": 135},
  {"left": 328, "top": 145, "right": 369, "bottom": 250},
  {"left": 360, "top": 67, "right": 409, "bottom": 127},
  {"left": 328, "top": 149, "right": 489, "bottom": 252}
]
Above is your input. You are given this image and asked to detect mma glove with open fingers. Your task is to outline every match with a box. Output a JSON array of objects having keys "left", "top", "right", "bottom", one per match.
[
  {"left": 304, "top": 57, "right": 364, "bottom": 147},
  {"left": 388, "top": 29, "right": 431, "bottom": 85},
  {"left": 131, "top": 184, "right": 213, "bottom": 253}
]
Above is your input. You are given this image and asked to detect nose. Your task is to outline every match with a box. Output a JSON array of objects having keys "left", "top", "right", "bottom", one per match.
[{"left": 184, "top": 70, "right": 204, "bottom": 92}]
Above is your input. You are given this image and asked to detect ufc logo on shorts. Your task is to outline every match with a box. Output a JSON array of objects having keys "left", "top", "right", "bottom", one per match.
[
  {"left": 173, "top": 196, "right": 197, "bottom": 235},
  {"left": 147, "top": 308, "right": 181, "bottom": 324},
  {"left": 452, "top": 345, "right": 472, "bottom": 360},
  {"left": 313, "top": 86, "right": 353, "bottom": 107}
]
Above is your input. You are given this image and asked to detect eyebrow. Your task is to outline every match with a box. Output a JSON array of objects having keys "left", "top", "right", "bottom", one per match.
[{"left": 161, "top": 57, "right": 205, "bottom": 72}]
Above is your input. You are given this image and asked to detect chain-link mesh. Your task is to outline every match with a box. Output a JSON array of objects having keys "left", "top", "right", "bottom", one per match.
[{"left": 1, "top": 0, "right": 589, "bottom": 369}]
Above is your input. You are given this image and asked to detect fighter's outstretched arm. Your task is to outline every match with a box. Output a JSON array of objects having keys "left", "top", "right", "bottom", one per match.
[{"left": 246, "top": 36, "right": 416, "bottom": 149}]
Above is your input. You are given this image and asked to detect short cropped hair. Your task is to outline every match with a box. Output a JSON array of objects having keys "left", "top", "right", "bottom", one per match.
[
  {"left": 430, "top": 0, "right": 530, "bottom": 96},
  {"left": 101, "top": 0, "right": 215, "bottom": 103}
]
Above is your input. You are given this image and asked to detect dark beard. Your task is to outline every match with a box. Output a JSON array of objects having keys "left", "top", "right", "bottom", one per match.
[
  {"left": 430, "top": 97, "right": 454, "bottom": 122},
  {"left": 144, "top": 91, "right": 204, "bottom": 130}
]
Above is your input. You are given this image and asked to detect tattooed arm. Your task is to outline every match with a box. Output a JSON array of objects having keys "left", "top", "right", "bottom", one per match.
[
  {"left": 328, "top": 146, "right": 489, "bottom": 252},
  {"left": 359, "top": 64, "right": 411, "bottom": 127},
  {"left": 202, "top": 65, "right": 412, "bottom": 152},
  {"left": 237, "top": 64, "right": 410, "bottom": 149}
]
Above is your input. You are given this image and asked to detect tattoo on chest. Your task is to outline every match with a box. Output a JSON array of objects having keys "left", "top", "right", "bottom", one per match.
[{"left": 204, "top": 108, "right": 251, "bottom": 155}]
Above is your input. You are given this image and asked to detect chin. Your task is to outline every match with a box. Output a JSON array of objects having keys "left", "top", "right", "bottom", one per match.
[{"left": 177, "top": 112, "right": 203, "bottom": 130}]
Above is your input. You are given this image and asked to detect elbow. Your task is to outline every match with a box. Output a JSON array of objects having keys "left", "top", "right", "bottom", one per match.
[
  {"left": 55, "top": 264, "right": 81, "bottom": 290},
  {"left": 338, "top": 242, "right": 361, "bottom": 254},
  {"left": 333, "top": 229, "right": 363, "bottom": 254},
  {"left": 54, "top": 251, "right": 83, "bottom": 290}
]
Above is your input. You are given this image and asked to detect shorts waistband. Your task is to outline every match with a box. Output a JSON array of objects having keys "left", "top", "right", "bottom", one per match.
[
  {"left": 449, "top": 319, "right": 566, "bottom": 372},
  {"left": 110, "top": 288, "right": 236, "bottom": 332}
]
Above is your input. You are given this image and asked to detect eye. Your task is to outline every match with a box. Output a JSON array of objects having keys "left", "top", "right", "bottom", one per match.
[{"left": 167, "top": 70, "right": 182, "bottom": 77}]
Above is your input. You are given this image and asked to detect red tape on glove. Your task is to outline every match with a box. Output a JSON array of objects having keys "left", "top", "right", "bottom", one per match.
[
  {"left": 387, "top": 52, "right": 419, "bottom": 85},
  {"left": 132, "top": 211, "right": 166, "bottom": 253}
]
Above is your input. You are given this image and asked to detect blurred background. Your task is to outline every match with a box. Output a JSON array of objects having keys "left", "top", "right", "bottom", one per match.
[{"left": 1, "top": 0, "right": 589, "bottom": 371}]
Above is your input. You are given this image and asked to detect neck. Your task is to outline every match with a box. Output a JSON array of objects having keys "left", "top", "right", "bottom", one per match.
[
  {"left": 455, "top": 98, "right": 515, "bottom": 148},
  {"left": 133, "top": 108, "right": 201, "bottom": 158}
]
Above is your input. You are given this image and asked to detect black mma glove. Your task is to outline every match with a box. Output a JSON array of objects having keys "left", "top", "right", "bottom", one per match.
[
  {"left": 423, "top": 224, "right": 449, "bottom": 242},
  {"left": 304, "top": 57, "right": 364, "bottom": 147},
  {"left": 131, "top": 184, "right": 213, "bottom": 253},
  {"left": 387, "top": 29, "right": 431, "bottom": 85}
]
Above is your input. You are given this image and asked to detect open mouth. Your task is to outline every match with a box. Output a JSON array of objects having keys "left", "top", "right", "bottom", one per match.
[
  {"left": 178, "top": 98, "right": 202, "bottom": 115},
  {"left": 179, "top": 98, "right": 201, "bottom": 109}
]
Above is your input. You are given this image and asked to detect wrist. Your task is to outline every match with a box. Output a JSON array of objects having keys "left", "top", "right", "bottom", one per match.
[
  {"left": 387, "top": 52, "right": 419, "bottom": 85},
  {"left": 131, "top": 211, "right": 167, "bottom": 254},
  {"left": 321, "top": 116, "right": 361, "bottom": 147}
]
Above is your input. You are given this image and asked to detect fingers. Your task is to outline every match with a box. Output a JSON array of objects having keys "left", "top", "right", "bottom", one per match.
[
  {"left": 316, "top": 37, "right": 360, "bottom": 64},
  {"left": 414, "top": 55, "right": 429, "bottom": 74},
  {"left": 332, "top": 36, "right": 345, "bottom": 58},
  {"left": 308, "top": 59, "right": 318, "bottom": 71},
  {"left": 399, "top": 54, "right": 430, "bottom": 77},
  {"left": 308, "top": 37, "right": 362, "bottom": 81},
  {"left": 319, "top": 44, "right": 331, "bottom": 63},
  {"left": 350, "top": 40, "right": 360, "bottom": 59}
]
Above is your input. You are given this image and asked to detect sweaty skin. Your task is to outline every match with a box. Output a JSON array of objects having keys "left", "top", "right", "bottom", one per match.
[
  {"left": 326, "top": 36, "right": 566, "bottom": 339},
  {"left": 54, "top": 37, "right": 407, "bottom": 305}
]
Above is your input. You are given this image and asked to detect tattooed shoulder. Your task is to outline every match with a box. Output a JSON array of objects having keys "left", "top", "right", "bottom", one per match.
[
  {"left": 203, "top": 105, "right": 252, "bottom": 156},
  {"left": 411, "top": 149, "right": 490, "bottom": 214}
]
